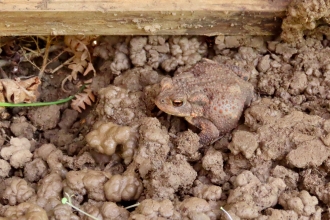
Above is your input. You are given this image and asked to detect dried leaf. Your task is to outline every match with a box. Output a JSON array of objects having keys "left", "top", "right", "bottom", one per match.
[
  {"left": 62, "top": 36, "right": 97, "bottom": 92},
  {"left": 68, "top": 63, "right": 85, "bottom": 75},
  {"left": 71, "top": 88, "right": 95, "bottom": 113},
  {"left": 64, "top": 36, "right": 95, "bottom": 56},
  {"left": 84, "top": 78, "right": 93, "bottom": 84},
  {"left": 81, "top": 50, "right": 89, "bottom": 61},
  {"left": 85, "top": 88, "right": 95, "bottom": 102},
  {"left": 83, "top": 62, "right": 96, "bottom": 76},
  {"left": 16, "top": 76, "right": 40, "bottom": 92},
  {"left": 0, "top": 76, "right": 40, "bottom": 103}
]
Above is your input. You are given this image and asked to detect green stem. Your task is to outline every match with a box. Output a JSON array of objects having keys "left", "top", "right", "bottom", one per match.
[
  {"left": 125, "top": 202, "right": 140, "bottom": 209},
  {"left": 220, "top": 207, "right": 233, "bottom": 220},
  {"left": 0, "top": 85, "right": 86, "bottom": 107},
  {"left": 61, "top": 194, "right": 99, "bottom": 220},
  {"left": 64, "top": 201, "right": 99, "bottom": 220}
]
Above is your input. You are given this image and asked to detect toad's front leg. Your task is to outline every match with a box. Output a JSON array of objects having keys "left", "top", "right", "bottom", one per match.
[{"left": 188, "top": 117, "right": 219, "bottom": 145}]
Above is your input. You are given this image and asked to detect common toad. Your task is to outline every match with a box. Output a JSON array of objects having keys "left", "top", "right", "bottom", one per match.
[{"left": 155, "top": 59, "right": 254, "bottom": 144}]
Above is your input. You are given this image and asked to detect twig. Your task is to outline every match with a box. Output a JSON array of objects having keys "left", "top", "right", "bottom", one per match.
[
  {"left": 23, "top": 44, "right": 65, "bottom": 74},
  {"left": 31, "top": 36, "right": 40, "bottom": 53},
  {"left": 36, "top": 36, "right": 47, "bottom": 41},
  {"left": 46, "top": 50, "right": 65, "bottom": 67},
  {"left": 38, "top": 35, "right": 51, "bottom": 79},
  {"left": 21, "top": 48, "right": 41, "bottom": 71},
  {"left": 51, "top": 56, "right": 75, "bottom": 74},
  {"left": 22, "top": 46, "right": 39, "bottom": 54},
  {"left": 21, "top": 45, "right": 62, "bottom": 61}
]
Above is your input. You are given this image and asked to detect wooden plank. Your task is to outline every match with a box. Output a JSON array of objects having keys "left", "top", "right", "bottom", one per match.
[{"left": 0, "top": 0, "right": 290, "bottom": 36}]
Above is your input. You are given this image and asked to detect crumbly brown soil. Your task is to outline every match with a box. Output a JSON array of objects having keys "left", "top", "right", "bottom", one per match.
[{"left": 2, "top": 1, "right": 330, "bottom": 219}]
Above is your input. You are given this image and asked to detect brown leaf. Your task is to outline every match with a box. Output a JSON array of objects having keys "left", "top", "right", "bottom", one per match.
[
  {"left": 84, "top": 78, "right": 93, "bottom": 84},
  {"left": 83, "top": 62, "right": 96, "bottom": 76},
  {"left": 81, "top": 50, "right": 89, "bottom": 61},
  {"left": 86, "top": 89, "right": 95, "bottom": 102},
  {"left": 17, "top": 76, "right": 41, "bottom": 91},
  {"left": 71, "top": 89, "right": 95, "bottom": 113},
  {"left": 63, "top": 35, "right": 97, "bottom": 93},
  {"left": 0, "top": 76, "right": 41, "bottom": 103},
  {"left": 68, "top": 63, "right": 85, "bottom": 76}
]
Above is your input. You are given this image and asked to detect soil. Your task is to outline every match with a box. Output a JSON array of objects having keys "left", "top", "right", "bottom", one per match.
[{"left": 2, "top": 1, "right": 330, "bottom": 219}]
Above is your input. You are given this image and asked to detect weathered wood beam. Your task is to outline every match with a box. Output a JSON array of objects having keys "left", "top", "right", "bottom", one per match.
[{"left": 0, "top": 0, "right": 290, "bottom": 36}]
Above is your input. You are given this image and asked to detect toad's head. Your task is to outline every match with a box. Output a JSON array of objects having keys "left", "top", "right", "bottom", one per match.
[{"left": 155, "top": 77, "right": 192, "bottom": 117}]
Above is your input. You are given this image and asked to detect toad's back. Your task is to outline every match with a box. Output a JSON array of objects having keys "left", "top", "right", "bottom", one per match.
[{"left": 155, "top": 59, "right": 254, "bottom": 144}]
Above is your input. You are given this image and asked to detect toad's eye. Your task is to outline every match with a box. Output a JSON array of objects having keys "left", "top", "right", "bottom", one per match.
[{"left": 172, "top": 100, "right": 183, "bottom": 107}]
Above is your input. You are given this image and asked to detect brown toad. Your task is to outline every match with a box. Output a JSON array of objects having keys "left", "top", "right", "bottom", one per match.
[{"left": 155, "top": 59, "right": 254, "bottom": 145}]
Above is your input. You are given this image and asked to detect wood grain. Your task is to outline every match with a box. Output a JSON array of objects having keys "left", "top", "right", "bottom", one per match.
[{"left": 0, "top": 0, "right": 290, "bottom": 36}]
